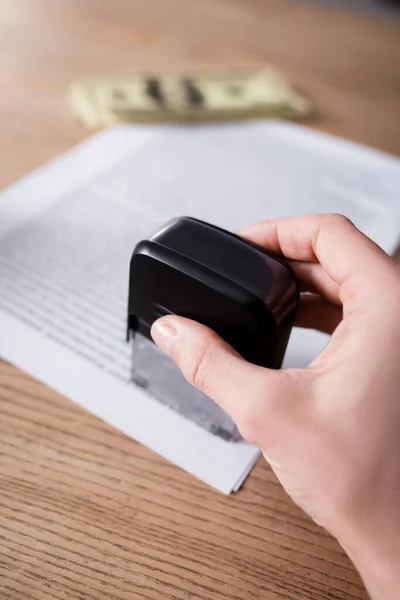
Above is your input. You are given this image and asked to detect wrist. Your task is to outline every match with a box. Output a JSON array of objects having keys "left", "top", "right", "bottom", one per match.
[{"left": 336, "top": 512, "right": 400, "bottom": 600}]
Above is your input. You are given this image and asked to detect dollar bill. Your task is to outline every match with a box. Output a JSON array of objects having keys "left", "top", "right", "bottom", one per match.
[{"left": 67, "top": 69, "right": 312, "bottom": 128}]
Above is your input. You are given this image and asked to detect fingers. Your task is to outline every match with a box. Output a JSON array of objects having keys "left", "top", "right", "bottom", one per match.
[
  {"left": 238, "top": 214, "right": 394, "bottom": 306},
  {"left": 296, "top": 294, "right": 342, "bottom": 335},
  {"left": 151, "top": 316, "right": 300, "bottom": 445},
  {"left": 291, "top": 261, "right": 341, "bottom": 306}
]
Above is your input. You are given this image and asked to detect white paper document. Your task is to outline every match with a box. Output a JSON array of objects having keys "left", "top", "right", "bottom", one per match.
[{"left": 0, "top": 121, "right": 399, "bottom": 493}]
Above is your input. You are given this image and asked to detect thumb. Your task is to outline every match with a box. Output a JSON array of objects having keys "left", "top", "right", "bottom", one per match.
[{"left": 151, "top": 316, "right": 301, "bottom": 445}]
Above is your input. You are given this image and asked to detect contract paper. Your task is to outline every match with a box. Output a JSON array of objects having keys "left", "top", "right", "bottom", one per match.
[{"left": 0, "top": 121, "right": 399, "bottom": 493}]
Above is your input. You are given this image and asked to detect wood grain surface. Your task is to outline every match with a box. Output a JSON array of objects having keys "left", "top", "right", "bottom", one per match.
[{"left": 1, "top": 1, "right": 399, "bottom": 598}]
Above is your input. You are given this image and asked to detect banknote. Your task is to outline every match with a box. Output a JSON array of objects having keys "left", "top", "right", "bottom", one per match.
[{"left": 67, "top": 69, "right": 311, "bottom": 127}]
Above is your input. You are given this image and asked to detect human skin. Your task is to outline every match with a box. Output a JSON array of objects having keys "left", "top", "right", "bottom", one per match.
[{"left": 151, "top": 214, "right": 400, "bottom": 599}]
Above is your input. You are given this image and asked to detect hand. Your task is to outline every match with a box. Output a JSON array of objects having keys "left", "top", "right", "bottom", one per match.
[{"left": 151, "top": 214, "right": 400, "bottom": 600}]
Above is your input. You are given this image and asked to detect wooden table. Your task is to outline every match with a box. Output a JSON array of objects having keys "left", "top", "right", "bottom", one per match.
[{"left": 1, "top": 1, "right": 399, "bottom": 598}]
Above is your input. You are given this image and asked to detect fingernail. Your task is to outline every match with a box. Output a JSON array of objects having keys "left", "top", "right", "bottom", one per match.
[
  {"left": 151, "top": 319, "right": 178, "bottom": 355},
  {"left": 237, "top": 223, "right": 258, "bottom": 234},
  {"left": 236, "top": 226, "right": 254, "bottom": 237}
]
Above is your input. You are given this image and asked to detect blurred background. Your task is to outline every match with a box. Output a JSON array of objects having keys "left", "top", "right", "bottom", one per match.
[
  {"left": 1, "top": 0, "right": 400, "bottom": 191},
  {"left": 302, "top": 0, "right": 400, "bottom": 17}
]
